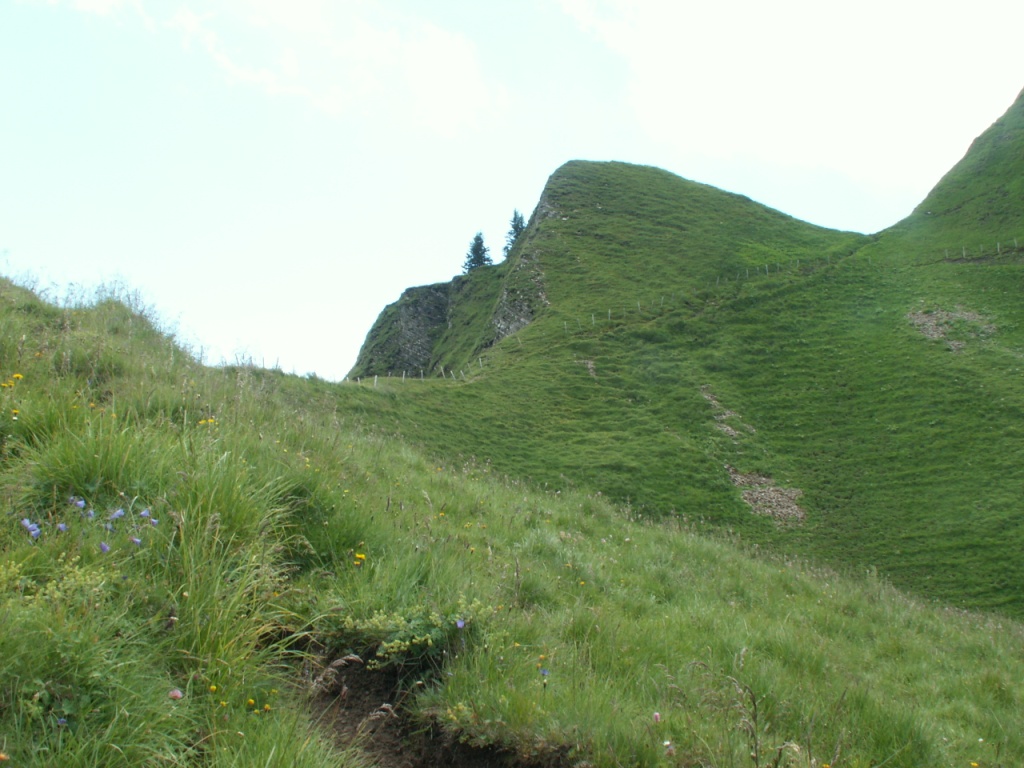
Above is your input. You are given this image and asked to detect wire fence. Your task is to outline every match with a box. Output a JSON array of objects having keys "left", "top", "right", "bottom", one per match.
[{"left": 347, "top": 234, "right": 1023, "bottom": 386}]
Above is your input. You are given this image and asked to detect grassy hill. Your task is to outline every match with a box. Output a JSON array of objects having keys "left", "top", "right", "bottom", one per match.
[
  {"left": 3, "top": 278, "right": 1024, "bottom": 768},
  {"left": 3, "top": 90, "right": 1024, "bottom": 767},
  {"left": 346, "top": 88, "right": 1024, "bottom": 618}
]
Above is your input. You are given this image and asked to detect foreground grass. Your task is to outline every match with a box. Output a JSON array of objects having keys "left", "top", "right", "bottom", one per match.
[{"left": 3, "top": 279, "right": 1022, "bottom": 767}]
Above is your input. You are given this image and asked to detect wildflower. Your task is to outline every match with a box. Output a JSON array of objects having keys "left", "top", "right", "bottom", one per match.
[
  {"left": 653, "top": 712, "right": 661, "bottom": 723},
  {"left": 220, "top": 701, "right": 227, "bottom": 707},
  {"left": 70, "top": 496, "right": 86, "bottom": 509},
  {"left": 109, "top": 509, "right": 125, "bottom": 520},
  {"left": 140, "top": 509, "right": 150, "bottom": 518},
  {"left": 100, "top": 542, "right": 110, "bottom": 554},
  {"left": 209, "top": 685, "right": 217, "bottom": 693},
  {"left": 168, "top": 688, "right": 184, "bottom": 700},
  {"left": 104, "top": 523, "right": 114, "bottom": 532},
  {"left": 130, "top": 537, "right": 142, "bottom": 546},
  {"left": 150, "top": 517, "right": 158, "bottom": 526},
  {"left": 57, "top": 522, "right": 68, "bottom": 532},
  {"left": 456, "top": 619, "right": 465, "bottom": 629},
  {"left": 0, "top": 751, "right": 9, "bottom": 760},
  {"left": 12, "top": 373, "right": 23, "bottom": 380},
  {"left": 56, "top": 717, "right": 67, "bottom": 726},
  {"left": 539, "top": 668, "right": 549, "bottom": 676},
  {"left": 20, "top": 518, "right": 40, "bottom": 539},
  {"left": 247, "top": 698, "right": 255, "bottom": 707},
  {"left": 263, "top": 703, "right": 271, "bottom": 712}
]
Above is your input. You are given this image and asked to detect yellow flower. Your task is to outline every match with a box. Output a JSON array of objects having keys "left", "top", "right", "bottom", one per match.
[
  {"left": 12, "top": 373, "right": 23, "bottom": 380},
  {"left": 247, "top": 698, "right": 255, "bottom": 707},
  {"left": 263, "top": 703, "right": 271, "bottom": 711},
  {"left": 355, "top": 553, "right": 366, "bottom": 560},
  {"left": 209, "top": 685, "right": 217, "bottom": 693},
  {"left": 220, "top": 701, "right": 227, "bottom": 707}
]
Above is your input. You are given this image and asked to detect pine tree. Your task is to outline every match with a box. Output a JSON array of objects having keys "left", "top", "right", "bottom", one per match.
[
  {"left": 503, "top": 209, "right": 527, "bottom": 256},
  {"left": 463, "top": 232, "right": 492, "bottom": 272}
]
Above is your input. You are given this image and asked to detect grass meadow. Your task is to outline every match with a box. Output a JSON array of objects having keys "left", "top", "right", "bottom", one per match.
[{"left": 2, "top": 274, "right": 1024, "bottom": 767}]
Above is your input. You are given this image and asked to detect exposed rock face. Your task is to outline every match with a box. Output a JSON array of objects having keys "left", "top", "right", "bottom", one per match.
[
  {"left": 491, "top": 240, "right": 548, "bottom": 342},
  {"left": 348, "top": 199, "right": 551, "bottom": 379},
  {"left": 349, "top": 282, "right": 452, "bottom": 378}
]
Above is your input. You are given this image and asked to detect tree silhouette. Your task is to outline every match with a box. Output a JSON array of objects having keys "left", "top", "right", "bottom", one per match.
[
  {"left": 504, "top": 209, "right": 527, "bottom": 256},
  {"left": 463, "top": 232, "right": 492, "bottom": 272}
]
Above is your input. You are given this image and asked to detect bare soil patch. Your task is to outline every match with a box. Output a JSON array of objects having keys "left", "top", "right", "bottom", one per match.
[
  {"left": 310, "top": 659, "right": 568, "bottom": 768},
  {"left": 726, "top": 465, "right": 806, "bottom": 524},
  {"left": 906, "top": 307, "right": 994, "bottom": 351}
]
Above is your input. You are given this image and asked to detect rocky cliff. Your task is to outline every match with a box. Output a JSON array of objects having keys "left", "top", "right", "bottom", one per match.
[{"left": 348, "top": 194, "right": 551, "bottom": 379}]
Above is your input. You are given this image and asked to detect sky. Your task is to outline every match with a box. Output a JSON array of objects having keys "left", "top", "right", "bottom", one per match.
[{"left": 2, "top": 0, "right": 1022, "bottom": 380}]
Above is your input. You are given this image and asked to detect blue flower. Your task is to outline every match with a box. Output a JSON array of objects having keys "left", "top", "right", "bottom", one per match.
[
  {"left": 57, "top": 522, "right": 68, "bottom": 532},
  {"left": 539, "top": 668, "right": 549, "bottom": 676},
  {"left": 104, "top": 523, "right": 114, "bottom": 532},
  {"left": 140, "top": 508, "right": 150, "bottom": 518},
  {"left": 130, "top": 537, "right": 142, "bottom": 546},
  {"left": 100, "top": 542, "right": 110, "bottom": 554},
  {"left": 56, "top": 717, "right": 67, "bottom": 726},
  {"left": 85, "top": 509, "right": 95, "bottom": 519},
  {"left": 150, "top": 518, "right": 158, "bottom": 526},
  {"left": 109, "top": 509, "right": 125, "bottom": 520},
  {"left": 20, "top": 518, "right": 40, "bottom": 539},
  {"left": 69, "top": 496, "right": 86, "bottom": 509},
  {"left": 456, "top": 619, "right": 466, "bottom": 629}
]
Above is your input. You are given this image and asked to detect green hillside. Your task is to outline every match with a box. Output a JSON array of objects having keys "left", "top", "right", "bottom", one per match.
[
  {"left": 348, "top": 88, "right": 1024, "bottom": 617},
  {"left": 3, "top": 278, "right": 1024, "bottom": 768},
  {"left": 4, "top": 89, "right": 1024, "bottom": 768}
]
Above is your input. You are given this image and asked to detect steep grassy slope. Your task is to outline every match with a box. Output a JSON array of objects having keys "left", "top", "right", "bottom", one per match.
[
  {"left": 885, "top": 85, "right": 1024, "bottom": 254},
  {"left": 346, "top": 90, "right": 1024, "bottom": 616},
  {"left": 4, "top": 278, "right": 1024, "bottom": 768}
]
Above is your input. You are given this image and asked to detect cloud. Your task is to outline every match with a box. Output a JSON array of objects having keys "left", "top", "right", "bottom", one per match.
[{"left": 159, "top": 1, "right": 507, "bottom": 138}]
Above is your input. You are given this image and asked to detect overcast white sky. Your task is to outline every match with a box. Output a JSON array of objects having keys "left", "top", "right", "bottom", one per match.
[{"left": 2, "top": 0, "right": 1022, "bottom": 380}]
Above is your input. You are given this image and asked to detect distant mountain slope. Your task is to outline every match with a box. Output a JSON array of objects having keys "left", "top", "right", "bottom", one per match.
[{"left": 346, "top": 89, "right": 1024, "bottom": 615}]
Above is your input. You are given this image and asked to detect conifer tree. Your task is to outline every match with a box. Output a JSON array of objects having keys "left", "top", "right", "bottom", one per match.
[
  {"left": 503, "top": 209, "right": 527, "bottom": 256},
  {"left": 463, "top": 232, "right": 492, "bottom": 272}
]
